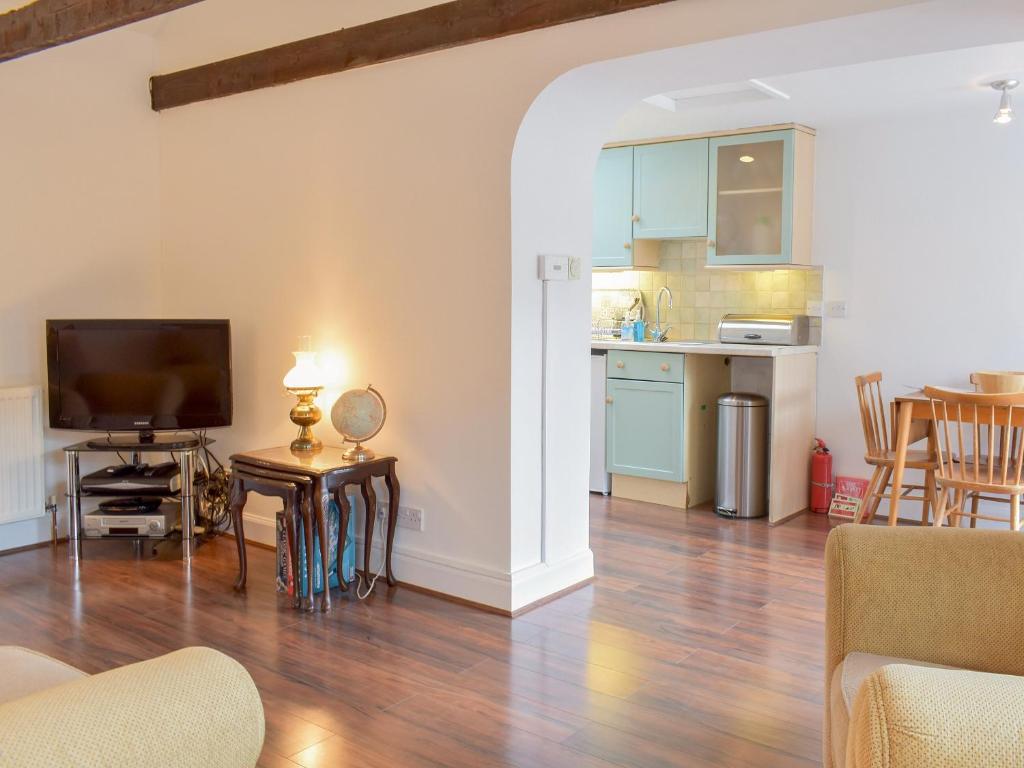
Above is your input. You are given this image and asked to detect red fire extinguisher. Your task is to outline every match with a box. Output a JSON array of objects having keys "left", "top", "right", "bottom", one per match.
[{"left": 811, "top": 438, "right": 833, "bottom": 513}]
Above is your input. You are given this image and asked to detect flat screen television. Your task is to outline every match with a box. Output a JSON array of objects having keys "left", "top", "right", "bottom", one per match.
[{"left": 46, "top": 319, "right": 232, "bottom": 437}]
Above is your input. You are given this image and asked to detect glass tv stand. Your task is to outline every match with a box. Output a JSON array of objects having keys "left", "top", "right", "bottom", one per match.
[{"left": 63, "top": 436, "right": 212, "bottom": 561}]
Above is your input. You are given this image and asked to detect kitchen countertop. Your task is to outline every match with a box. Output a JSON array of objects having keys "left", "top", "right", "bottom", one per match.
[{"left": 591, "top": 339, "right": 819, "bottom": 357}]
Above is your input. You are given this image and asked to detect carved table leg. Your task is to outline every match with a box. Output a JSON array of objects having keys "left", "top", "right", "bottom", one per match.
[
  {"left": 285, "top": 493, "right": 302, "bottom": 609},
  {"left": 228, "top": 476, "right": 247, "bottom": 591},
  {"left": 315, "top": 476, "right": 332, "bottom": 613},
  {"left": 333, "top": 488, "right": 350, "bottom": 592},
  {"left": 384, "top": 464, "right": 400, "bottom": 587},
  {"left": 299, "top": 485, "right": 316, "bottom": 612},
  {"left": 361, "top": 477, "right": 377, "bottom": 590}
]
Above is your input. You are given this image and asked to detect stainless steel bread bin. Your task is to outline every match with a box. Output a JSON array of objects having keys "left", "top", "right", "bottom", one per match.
[{"left": 718, "top": 314, "right": 810, "bottom": 346}]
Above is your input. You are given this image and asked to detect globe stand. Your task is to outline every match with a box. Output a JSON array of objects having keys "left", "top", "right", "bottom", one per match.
[
  {"left": 332, "top": 385, "right": 387, "bottom": 464},
  {"left": 343, "top": 443, "right": 375, "bottom": 462}
]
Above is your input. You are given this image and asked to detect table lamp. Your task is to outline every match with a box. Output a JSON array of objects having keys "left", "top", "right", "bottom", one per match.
[{"left": 283, "top": 336, "right": 324, "bottom": 452}]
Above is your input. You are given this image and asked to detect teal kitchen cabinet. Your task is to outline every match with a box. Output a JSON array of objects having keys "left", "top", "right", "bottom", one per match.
[
  {"left": 592, "top": 146, "right": 636, "bottom": 269},
  {"left": 606, "top": 375, "right": 684, "bottom": 483},
  {"left": 632, "top": 139, "right": 709, "bottom": 239},
  {"left": 706, "top": 128, "right": 814, "bottom": 266}
]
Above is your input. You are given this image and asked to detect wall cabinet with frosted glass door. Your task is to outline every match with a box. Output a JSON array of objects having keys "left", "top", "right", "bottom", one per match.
[{"left": 706, "top": 127, "right": 815, "bottom": 267}]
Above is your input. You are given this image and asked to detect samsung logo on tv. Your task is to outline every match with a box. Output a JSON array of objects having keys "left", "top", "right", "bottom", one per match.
[{"left": 133, "top": 420, "right": 151, "bottom": 426}]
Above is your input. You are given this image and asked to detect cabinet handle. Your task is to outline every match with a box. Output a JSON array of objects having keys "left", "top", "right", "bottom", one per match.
[
  {"left": 631, "top": 214, "right": 640, "bottom": 223},
  {"left": 660, "top": 363, "right": 670, "bottom": 372},
  {"left": 615, "top": 361, "right": 625, "bottom": 369},
  {"left": 623, "top": 242, "right": 632, "bottom": 250},
  {"left": 606, "top": 396, "right": 614, "bottom": 405}
]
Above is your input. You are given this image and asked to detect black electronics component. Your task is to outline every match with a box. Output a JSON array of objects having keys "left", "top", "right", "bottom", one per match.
[
  {"left": 81, "top": 462, "right": 181, "bottom": 496},
  {"left": 97, "top": 497, "right": 164, "bottom": 514}
]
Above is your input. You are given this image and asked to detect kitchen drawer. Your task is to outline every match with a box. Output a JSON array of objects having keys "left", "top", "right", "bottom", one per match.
[{"left": 606, "top": 350, "right": 684, "bottom": 383}]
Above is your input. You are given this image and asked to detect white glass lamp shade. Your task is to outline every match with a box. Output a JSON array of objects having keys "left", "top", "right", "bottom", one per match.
[
  {"left": 992, "top": 81, "right": 1017, "bottom": 125},
  {"left": 283, "top": 350, "right": 323, "bottom": 391}
]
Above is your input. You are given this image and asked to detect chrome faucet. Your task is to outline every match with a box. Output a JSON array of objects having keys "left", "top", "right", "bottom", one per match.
[{"left": 651, "top": 286, "right": 673, "bottom": 342}]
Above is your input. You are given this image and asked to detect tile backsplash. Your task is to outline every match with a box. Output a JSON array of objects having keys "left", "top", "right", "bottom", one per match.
[{"left": 591, "top": 240, "right": 822, "bottom": 343}]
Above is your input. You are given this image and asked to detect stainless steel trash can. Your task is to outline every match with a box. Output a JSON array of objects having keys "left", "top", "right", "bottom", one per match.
[{"left": 715, "top": 393, "right": 768, "bottom": 519}]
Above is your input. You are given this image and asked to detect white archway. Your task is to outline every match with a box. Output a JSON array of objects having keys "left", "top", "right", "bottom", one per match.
[{"left": 507, "top": 0, "right": 1024, "bottom": 611}]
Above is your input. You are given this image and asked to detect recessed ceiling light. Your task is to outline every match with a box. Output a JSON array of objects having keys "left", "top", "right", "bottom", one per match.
[
  {"left": 739, "top": 155, "right": 755, "bottom": 163},
  {"left": 991, "top": 79, "right": 1018, "bottom": 125}
]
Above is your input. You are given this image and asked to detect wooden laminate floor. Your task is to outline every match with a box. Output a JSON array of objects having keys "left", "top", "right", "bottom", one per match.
[{"left": 0, "top": 496, "right": 833, "bottom": 767}]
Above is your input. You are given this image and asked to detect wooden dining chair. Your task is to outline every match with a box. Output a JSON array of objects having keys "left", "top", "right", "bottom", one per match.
[
  {"left": 854, "top": 372, "right": 937, "bottom": 525},
  {"left": 971, "top": 371, "right": 1024, "bottom": 394},
  {"left": 925, "top": 386, "right": 1024, "bottom": 530}
]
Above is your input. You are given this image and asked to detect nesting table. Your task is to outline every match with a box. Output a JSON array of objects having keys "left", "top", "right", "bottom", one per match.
[{"left": 228, "top": 447, "right": 399, "bottom": 612}]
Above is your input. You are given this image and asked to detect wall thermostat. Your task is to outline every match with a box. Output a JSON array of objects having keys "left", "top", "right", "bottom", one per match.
[{"left": 538, "top": 254, "right": 581, "bottom": 281}]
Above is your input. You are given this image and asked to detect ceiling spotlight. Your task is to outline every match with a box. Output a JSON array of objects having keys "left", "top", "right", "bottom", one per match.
[
  {"left": 991, "top": 79, "right": 1018, "bottom": 125},
  {"left": 739, "top": 155, "right": 755, "bottom": 163}
]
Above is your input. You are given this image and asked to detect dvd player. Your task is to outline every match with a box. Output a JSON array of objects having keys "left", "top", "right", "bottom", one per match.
[
  {"left": 81, "top": 462, "right": 181, "bottom": 496},
  {"left": 83, "top": 505, "right": 179, "bottom": 538}
]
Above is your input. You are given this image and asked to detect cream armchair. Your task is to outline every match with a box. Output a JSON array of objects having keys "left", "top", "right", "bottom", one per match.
[
  {"left": 825, "top": 525, "right": 1024, "bottom": 768},
  {"left": 0, "top": 646, "right": 264, "bottom": 767}
]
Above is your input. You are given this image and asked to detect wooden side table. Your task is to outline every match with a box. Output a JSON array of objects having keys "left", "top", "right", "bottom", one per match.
[
  {"left": 229, "top": 447, "right": 399, "bottom": 612},
  {"left": 229, "top": 466, "right": 315, "bottom": 610}
]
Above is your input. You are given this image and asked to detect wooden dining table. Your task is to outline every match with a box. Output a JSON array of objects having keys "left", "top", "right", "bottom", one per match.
[
  {"left": 889, "top": 387, "right": 1024, "bottom": 519},
  {"left": 888, "top": 391, "right": 936, "bottom": 520}
]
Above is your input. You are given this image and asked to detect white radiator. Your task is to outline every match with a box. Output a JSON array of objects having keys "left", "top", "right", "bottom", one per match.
[{"left": 0, "top": 386, "right": 45, "bottom": 525}]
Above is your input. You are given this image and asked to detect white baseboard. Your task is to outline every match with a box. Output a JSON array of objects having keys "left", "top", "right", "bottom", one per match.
[
  {"left": 509, "top": 549, "right": 594, "bottom": 613},
  {"left": 240, "top": 511, "right": 277, "bottom": 547},
  {"left": 241, "top": 510, "right": 514, "bottom": 610}
]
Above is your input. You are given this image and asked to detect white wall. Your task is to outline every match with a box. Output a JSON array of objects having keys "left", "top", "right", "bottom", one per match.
[
  {"left": 3, "top": 0, "right": 1019, "bottom": 595},
  {"left": 0, "top": 32, "right": 161, "bottom": 551},
  {"left": 599, "top": 30, "right": 1024, "bottom": 523},
  {"left": 815, "top": 106, "right": 1024, "bottom": 518},
  {"left": 511, "top": 0, "right": 1024, "bottom": 601},
  {"left": 154, "top": 0, "right": 943, "bottom": 610}
]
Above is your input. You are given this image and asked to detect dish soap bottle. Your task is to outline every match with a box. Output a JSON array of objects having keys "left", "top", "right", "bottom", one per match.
[{"left": 620, "top": 319, "right": 633, "bottom": 341}]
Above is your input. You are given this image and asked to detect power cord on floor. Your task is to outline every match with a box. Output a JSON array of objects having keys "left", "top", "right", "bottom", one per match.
[{"left": 355, "top": 511, "right": 388, "bottom": 600}]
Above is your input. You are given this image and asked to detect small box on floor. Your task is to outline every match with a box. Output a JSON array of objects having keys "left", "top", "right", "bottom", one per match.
[{"left": 276, "top": 496, "right": 357, "bottom": 597}]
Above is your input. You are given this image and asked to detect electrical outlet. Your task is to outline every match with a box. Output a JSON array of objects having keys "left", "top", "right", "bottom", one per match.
[
  {"left": 397, "top": 506, "right": 424, "bottom": 531},
  {"left": 826, "top": 300, "right": 848, "bottom": 319},
  {"left": 806, "top": 300, "right": 823, "bottom": 317},
  {"left": 375, "top": 502, "right": 424, "bottom": 531}
]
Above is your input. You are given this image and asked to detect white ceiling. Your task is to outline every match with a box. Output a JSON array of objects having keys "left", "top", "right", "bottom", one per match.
[
  {"left": 612, "top": 41, "right": 1024, "bottom": 141},
  {"left": 0, "top": 1, "right": 32, "bottom": 12}
]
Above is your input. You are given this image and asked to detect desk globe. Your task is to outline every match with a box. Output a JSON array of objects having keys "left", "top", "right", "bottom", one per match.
[{"left": 331, "top": 386, "right": 386, "bottom": 462}]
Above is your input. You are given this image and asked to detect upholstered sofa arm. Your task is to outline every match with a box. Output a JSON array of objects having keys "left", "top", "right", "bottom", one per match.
[
  {"left": 0, "top": 647, "right": 264, "bottom": 768},
  {"left": 848, "top": 664, "right": 1024, "bottom": 767},
  {"left": 824, "top": 525, "right": 1024, "bottom": 768}
]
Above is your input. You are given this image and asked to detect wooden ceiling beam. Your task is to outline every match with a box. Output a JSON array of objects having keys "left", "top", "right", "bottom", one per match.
[
  {"left": 0, "top": 0, "right": 206, "bottom": 63},
  {"left": 150, "top": 0, "right": 678, "bottom": 111}
]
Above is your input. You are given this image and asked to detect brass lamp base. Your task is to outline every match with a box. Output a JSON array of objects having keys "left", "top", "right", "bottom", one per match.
[
  {"left": 288, "top": 388, "right": 322, "bottom": 453},
  {"left": 343, "top": 443, "right": 375, "bottom": 462}
]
